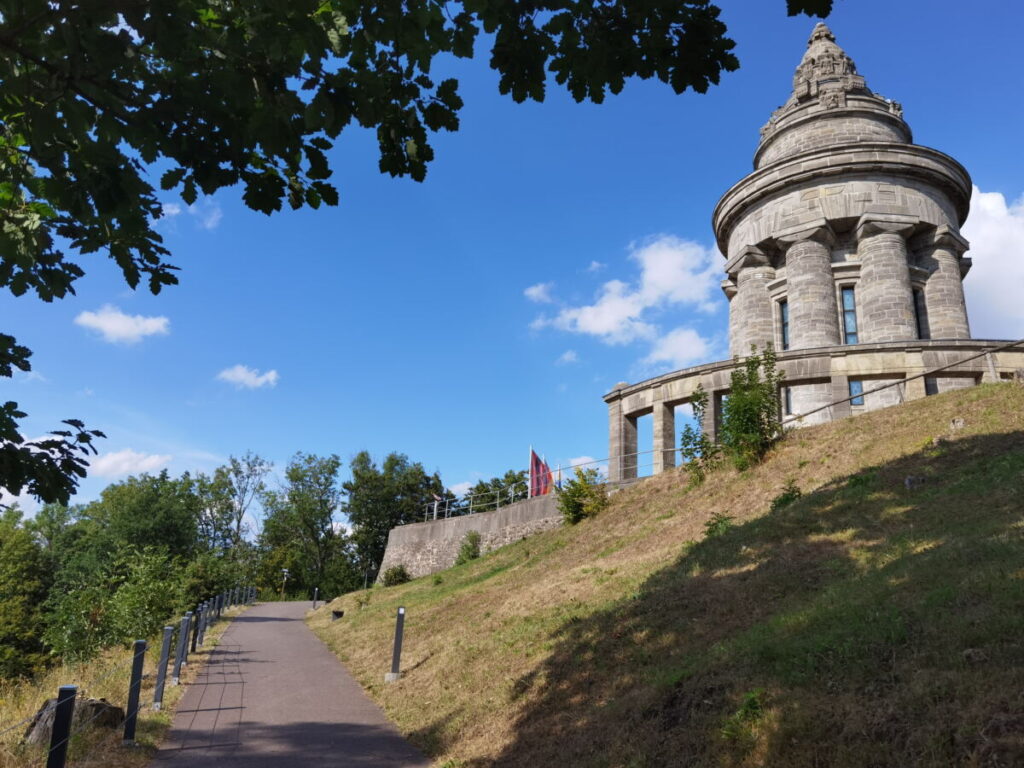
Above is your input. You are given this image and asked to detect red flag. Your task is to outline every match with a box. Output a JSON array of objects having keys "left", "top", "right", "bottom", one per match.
[{"left": 530, "top": 450, "right": 552, "bottom": 497}]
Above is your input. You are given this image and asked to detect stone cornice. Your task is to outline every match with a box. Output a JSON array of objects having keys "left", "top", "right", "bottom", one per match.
[
  {"left": 712, "top": 143, "right": 972, "bottom": 255},
  {"left": 855, "top": 212, "right": 919, "bottom": 240}
]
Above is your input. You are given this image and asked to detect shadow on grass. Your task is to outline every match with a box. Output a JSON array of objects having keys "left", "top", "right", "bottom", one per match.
[{"left": 456, "top": 431, "right": 1024, "bottom": 768}]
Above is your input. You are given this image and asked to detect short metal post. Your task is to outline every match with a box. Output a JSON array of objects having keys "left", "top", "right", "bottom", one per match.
[
  {"left": 181, "top": 611, "right": 193, "bottom": 665},
  {"left": 172, "top": 615, "right": 189, "bottom": 685},
  {"left": 385, "top": 607, "right": 405, "bottom": 683},
  {"left": 190, "top": 604, "right": 201, "bottom": 653},
  {"left": 123, "top": 639, "right": 146, "bottom": 744},
  {"left": 197, "top": 601, "right": 208, "bottom": 645},
  {"left": 312, "top": 587, "right": 319, "bottom": 609},
  {"left": 47, "top": 684, "right": 77, "bottom": 768},
  {"left": 153, "top": 626, "right": 174, "bottom": 710}
]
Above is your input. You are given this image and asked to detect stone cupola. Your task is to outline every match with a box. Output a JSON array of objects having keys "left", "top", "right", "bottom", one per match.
[
  {"left": 712, "top": 23, "right": 974, "bottom": 417},
  {"left": 754, "top": 23, "right": 912, "bottom": 168}
]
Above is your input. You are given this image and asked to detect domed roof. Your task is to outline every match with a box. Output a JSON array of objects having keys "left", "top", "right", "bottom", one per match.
[{"left": 754, "top": 24, "right": 911, "bottom": 168}]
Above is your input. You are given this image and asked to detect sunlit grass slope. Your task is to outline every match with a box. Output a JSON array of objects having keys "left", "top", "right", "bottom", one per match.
[{"left": 309, "top": 384, "right": 1024, "bottom": 768}]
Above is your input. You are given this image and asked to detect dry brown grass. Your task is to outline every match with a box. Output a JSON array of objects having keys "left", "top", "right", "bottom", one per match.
[
  {"left": 309, "top": 384, "right": 1024, "bottom": 767},
  {"left": 0, "top": 606, "right": 248, "bottom": 768}
]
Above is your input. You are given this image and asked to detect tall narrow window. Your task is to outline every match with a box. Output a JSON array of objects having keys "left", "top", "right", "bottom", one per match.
[
  {"left": 913, "top": 288, "right": 930, "bottom": 339},
  {"left": 841, "top": 287, "right": 859, "bottom": 345},
  {"left": 849, "top": 379, "right": 864, "bottom": 406},
  {"left": 779, "top": 300, "right": 790, "bottom": 350},
  {"left": 783, "top": 386, "right": 793, "bottom": 415}
]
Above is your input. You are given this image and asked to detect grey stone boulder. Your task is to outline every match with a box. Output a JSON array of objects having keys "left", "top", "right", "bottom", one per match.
[{"left": 23, "top": 697, "right": 124, "bottom": 746}]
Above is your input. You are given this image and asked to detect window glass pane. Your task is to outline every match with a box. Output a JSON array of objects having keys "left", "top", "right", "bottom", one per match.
[
  {"left": 844, "top": 312, "right": 857, "bottom": 334},
  {"left": 847, "top": 331, "right": 858, "bottom": 345},
  {"left": 842, "top": 288, "right": 855, "bottom": 311},
  {"left": 849, "top": 380, "right": 864, "bottom": 406}
]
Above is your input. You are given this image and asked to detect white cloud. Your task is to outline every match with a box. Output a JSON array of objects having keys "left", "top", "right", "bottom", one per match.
[
  {"left": 643, "top": 327, "right": 714, "bottom": 370},
  {"left": 448, "top": 481, "right": 473, "bottom": 497},
  {"left": 75, "top": 304, "right": 170, "bottom": 344},
  {"left": 536, "top": 235, "right": 721, "bottom": 346},
  {"left": 586, "top": 260, "right": 605, "bottom": 273},
  {"left": 962, "top": 186, "right": 1024, "bottom": 338},
  {"left": 91, "top": 448, "right": 172, "bottom": 478},
  {"left": 216, "top": 364, "right": 279, "bottom": 390},
  {"left": 524, "top": 282, "right": 555, "bottom": 303},
  {"left": 556, "top": 350, "right": 579, "bottom": 365},
  {"left": 159, "top": 197, "right": 222, "bottom": 229}
]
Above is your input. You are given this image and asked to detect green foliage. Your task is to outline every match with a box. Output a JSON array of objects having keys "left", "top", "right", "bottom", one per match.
[
  {"left": 455, "top": 531, "right": 482, "bottom": 566},
  {"left": 259, "top": 453, "right": 358, "bottom": 598},
  {"left": 720, "top": 346, "right": 785, "bottom": 470},
  {"left": 457, "top": 469, "right": 528, "bottom": 514},
  {"left": 770, "top": 479, "right": 802, "bottom": 512},
  {"left": 703, "top": 512, "right": 734, "bottom": 539},
  {"left": 381, "top": 565, "right": 411, "bottom": 587},
  {"left": 433, "top": 574, "right": 444, "bottom": 586},
  {"left": 558, "top": 468, "right": 608, "bottom": 525},
  {"left": 679, "top": 384, "right": 721, "bottom": 486},
  {"left": 343, "top": 451, "right": 446, "bottom": 581},
  {"left": 720, "top": 688, "right": 768, "bottom": 744},
  {"left": 0, "top": 507, "right": 48, "bottom": 676}
]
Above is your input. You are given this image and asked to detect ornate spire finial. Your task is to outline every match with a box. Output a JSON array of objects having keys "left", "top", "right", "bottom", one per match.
[{"left": 808, "top": 22, "right": 835, "bottom": 45}]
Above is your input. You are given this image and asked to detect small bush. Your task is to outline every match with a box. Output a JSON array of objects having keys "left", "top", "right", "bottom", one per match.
[
  {"left": 769, "top": 479, "right": 802, "bottom": 512},
  {"left": 558, "top": 467, "right": 608, "bottom": 524},
  {"left": 703, "top": 512, "right": 734, "bottom": 539},
  {"left": 380, "top": 565, "right": 411, "bottom": 587},
  {"left": 454, "top": 530, "right": 481, "bottom": 565},
  {"left": 679, "top": 384, "right": 721, "bottom": 486},
  {"left": 720, "top": 345, "right": 784, "bottom": 470},
  {"left": 721, "top": 688, "right": 767, "bottom": 743},
  {"left": 432, "top": 574, "right": 443, "bottom": 586}
]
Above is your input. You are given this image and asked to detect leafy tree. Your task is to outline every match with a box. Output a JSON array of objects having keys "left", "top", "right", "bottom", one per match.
[
  {"left": 84, "top": 470, "right": 201, "bottom": 559},
  {"left": 720, "top": 345, "right": 785, "bottom": 470},
  {"left": 678, "top": 384, "right": 721, "bottom": 485},
  {"left": 260, "top": 453, "right": 357, "bottom": 596},
  {"left": 0, "top": 0, "right": 835, "bottom": 507},
  {"left": 0, "top": 506, "right": 48, "bottom": 676},
  {"left": 557, "top": 467, "right": 608, "bottom": 525},
  {"left": 460, "top": 469, "right": 529, "bottom": 514},
  {"left": 454, "top": 530, "right": 482, "bottom": 565},
  {"left": 344, "top": 451, "right": 446, "bottom": 580}
]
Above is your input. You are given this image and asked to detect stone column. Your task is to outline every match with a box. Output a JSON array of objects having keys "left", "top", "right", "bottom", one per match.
[
  {"left": 777, "top": 221, "right": 841, "bottom": 350},
  {"left": 728, "top": 246, "right": 776, "bottom": 357},
  {"left": 652, "top": 400, "right": 675, "bottom": 475},
  {"left": 607, "top": 387, "right": 637, "bottom": 482},
  {"left": 918, "top": 226, "right": 971, "bottom": 339},
  {"left": 856, "top": 213, "right": 918, "bottom": 343}
]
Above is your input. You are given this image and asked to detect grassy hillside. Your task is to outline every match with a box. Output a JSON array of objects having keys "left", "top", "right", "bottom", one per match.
[{"left": 309, "top": 384, "right": 1024, "bottom": 767}]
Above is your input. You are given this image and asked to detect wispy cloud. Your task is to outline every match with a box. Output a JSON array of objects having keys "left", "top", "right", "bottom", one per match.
[
  {"left": 643, "top": 327, "right": 714, "bottom": 370},
  {"left": 160, "top": 197, "right": 223, "bottom": 230},
  {"left": 448, "top": 481, "right": 473, "bottom": 497},
  {"left": 524, "top": 282, "right": 555, "bottom": 304},
  {"left": 216, "top": 364, "right": 279, "bottom": 390},
  {"left": 556, "top": 350, "right": 579, "bottom": 365},
  {"left": 963, "top": 185, "right": 1024, "bottom": 338},
  {"left": 91, "top": 448, "right": 172, "bottom": 478},
  {"left": 75, "top": 304, "right": 170, "bottom": 344},
  {"left": 586, "top": 260, "right": 605, "bottom": 272}
]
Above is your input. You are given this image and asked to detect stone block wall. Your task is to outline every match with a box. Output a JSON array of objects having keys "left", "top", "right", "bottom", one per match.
[{"left": 377, "top": 494, "right": 562, "bottom": 580}]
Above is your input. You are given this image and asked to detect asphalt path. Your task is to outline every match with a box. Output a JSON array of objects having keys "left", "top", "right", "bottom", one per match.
[{"left": 154, "top": 601, "right": 430, "bottom": 767}]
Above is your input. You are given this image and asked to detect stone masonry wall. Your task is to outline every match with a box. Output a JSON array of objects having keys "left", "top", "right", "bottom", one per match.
[{"left": 378, "top": 495, "right": 561, "bottom": 580}]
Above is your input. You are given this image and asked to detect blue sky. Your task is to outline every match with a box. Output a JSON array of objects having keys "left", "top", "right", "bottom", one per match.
[{"left": 4, "top": 0, "right": 1024, "bottom": 515}]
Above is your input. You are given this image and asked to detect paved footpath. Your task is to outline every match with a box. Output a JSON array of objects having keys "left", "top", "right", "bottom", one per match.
[{"left": 155, "top": 601, "right": 430, "bottom": 767}]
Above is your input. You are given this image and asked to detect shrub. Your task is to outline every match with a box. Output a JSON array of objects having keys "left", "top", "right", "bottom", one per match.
[
  {"left": 454, "top": 530, "right": 481, "bottom": 566},
  {"left": 558, "top": 467, "right": 608, "bottom": 525},
  {"left": 703, "top": 512, "right": 734, "bottom": 539},
  {"left": 380, "top": 564, "right": 411, "bottom": 587},
  {"left": 679, "top": 384, "right": 721, "bottom": 486},
  {"left": 720, "top": 345, "right": 785, "bottom": 470},
  {"left": 432, "top": 574, "right": 443, "bottom": 586},
  {"left": 770, "top": 479, "right": 802, "bottom": 512}
]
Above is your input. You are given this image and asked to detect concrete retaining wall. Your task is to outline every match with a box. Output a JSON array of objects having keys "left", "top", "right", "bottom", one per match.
[{"left": 377, "top": 495, "right": 561, "bottom": 580}]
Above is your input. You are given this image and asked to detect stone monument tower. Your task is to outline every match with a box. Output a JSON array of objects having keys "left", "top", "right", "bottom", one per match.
[{"left": 603, "top": 24, "right": 1022, "bottom": 482}]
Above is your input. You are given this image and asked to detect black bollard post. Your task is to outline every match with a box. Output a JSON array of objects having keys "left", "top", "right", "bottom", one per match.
[
  {"left": 385, "top": 607, "right": 405, "bottom": 683},
  {"left": 153, "top": 626, "right": 174, "bottom": 710},
  {"left": 172, "top": 615, "right": 189, "bottom": 685},
  {"left": 47, "top": 685, "right": 77, "bottom": 768},
  {"left": 190, "top": 604, "right": 201, "bottom": 653},
  {"left": 197, "top": 601, "right": 208, "bottom": 646},
  {"left": 181, "top": 611, "right": 193, "bottom": 665},
  {"left": 313, "top": 587, "right": 319, "bottom": 610},
  {"left": 123, "top": 639, "right": 146, "bottom": 745}
]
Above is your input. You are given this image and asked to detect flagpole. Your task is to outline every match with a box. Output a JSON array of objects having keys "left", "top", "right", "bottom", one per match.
[{"left": 528, "top": 444, "right": 533, "bottom": 499}]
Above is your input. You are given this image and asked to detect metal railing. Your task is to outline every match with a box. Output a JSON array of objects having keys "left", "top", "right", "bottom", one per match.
[{"left": 0, "top": 586, "right": 257, "bottom": 768}]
